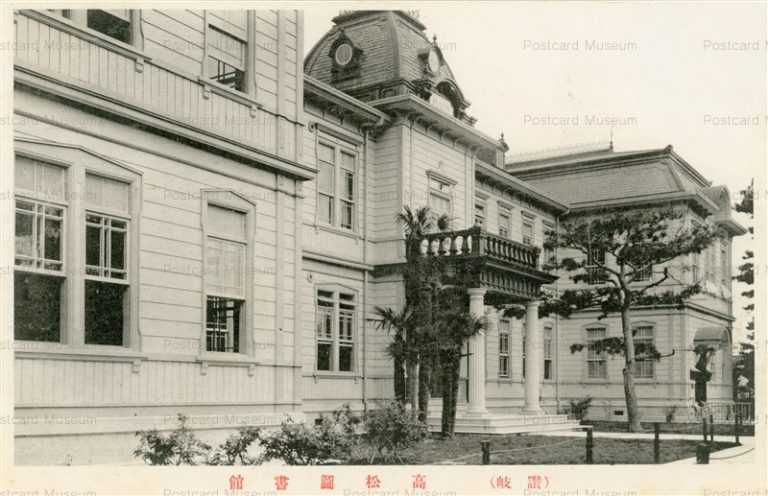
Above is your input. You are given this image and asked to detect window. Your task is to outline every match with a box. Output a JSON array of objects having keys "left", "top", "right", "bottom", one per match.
[
  {"left": 84, "top": 174, "right": 131, "bottom": 346},
  {"left": 521, "top": 214, "right": 534, "bottom": 245},
  {"left": 205, "top": 204, "right": 247, "bottom": 353},
  {"left": 340, "top": 152, "right": 356, "bottom": 230},
  {"left": 691, "top": 252, "right": 701, "bottom": 283},
  {"left": 634, "top": 264, "right": 652, "bottom": 281},
  {"left": 317, "top": 141, "right": 357, "bottom": 231},
  {"left": 316, "top": 289, "right": 356, "bottom": 372},
  {"left": 720, "top": 242, "right": 729, "bottom": 286},
  {"left": 14, "top": 157, "right": 67, "bottom": 342},
  {"left": 633, "top": 325, "right": 654, "bottom": 378},
  {"left": 206, "top": 11, "right": 247, "bottom": 92},
  {"left": 543, "top": 325, "right": 553, "bottom": 380},
  {"left": 542, "top": 221, "right": 555, "bottom": 267},
  {"left": 498, "top": 319, "right": 510, "bottom": 378},
  {"left": 585, "top": 246, "right": 606, "bottom": 284},
  {"left": 498, "top": 206, "right": 511, "bottom": 239},
  {"left": 428, "top": 177, "right": 452, "bottom": 219},
  {"left": 707, "top": 245, "right": 717, "bottom": 283},
  {"left": 586, "top": 327, "right": 607, "bottom": 378},
  {"left": 474, "top": 202, "right": 486, "bottom": 228},
  {"left": 87, "top": 9, "right": 132, "bottom": 44}
]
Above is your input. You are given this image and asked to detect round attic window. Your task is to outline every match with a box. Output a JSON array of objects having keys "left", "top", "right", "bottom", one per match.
[{"left": 334, "top": 43, "right": 354, "bottom": 66}]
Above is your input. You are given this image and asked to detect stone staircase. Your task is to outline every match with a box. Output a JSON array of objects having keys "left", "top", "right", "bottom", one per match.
[{"left": 426, "top": 404, "right": 582, "bottom": 434}]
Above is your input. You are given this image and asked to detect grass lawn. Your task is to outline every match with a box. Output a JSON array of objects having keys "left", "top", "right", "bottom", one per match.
[{"left": 374, "top": 434, "right": 737, "bottom": 465}]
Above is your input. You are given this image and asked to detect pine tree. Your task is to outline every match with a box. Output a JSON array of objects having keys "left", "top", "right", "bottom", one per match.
[{"left": 733, "top": 181, "right": 754, "bottom": 400}]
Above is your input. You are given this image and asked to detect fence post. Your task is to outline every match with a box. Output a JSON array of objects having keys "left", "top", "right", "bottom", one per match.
[
  {"left": 702, "top": 417, "right": 708, "bottom": 442},
  {"left": 585, "top": 428, "right": 593, "bottom": 464},
  {"left": 709, "top": 413, "right": 714, "bottom": 442},
  {"left": 481, "top": 440, "right": 490, "bottom": 465},
  {"left": 653, "top": 422, "right": 660, "bottom": 464},
  {"left": 696, "top": 443, "right": 709, "bottom": 464},
  {"left": 735, "top": 414, "right": 741, "bottom": 446}
]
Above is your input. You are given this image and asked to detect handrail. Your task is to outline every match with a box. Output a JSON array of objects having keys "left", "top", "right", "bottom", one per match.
[{"left": 420, "top": 227, "right": 540, "bottom": 270}]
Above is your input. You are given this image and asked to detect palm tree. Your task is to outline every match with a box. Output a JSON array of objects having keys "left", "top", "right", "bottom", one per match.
[
  {"left": 373, "top": 306, "right": 412, "bottom": 406},
  {"left": 395, "top": 206, "right": 450, "bottom": 420}
]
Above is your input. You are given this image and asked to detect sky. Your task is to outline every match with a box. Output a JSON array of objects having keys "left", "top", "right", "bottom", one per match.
[{"left": 303, "top": 2, "right": 765, "bottom": 347}]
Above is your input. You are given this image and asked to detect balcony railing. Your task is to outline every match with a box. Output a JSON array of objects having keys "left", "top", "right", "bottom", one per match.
[{"left": 419, "top": 226, "right": 555, "bottom": 299}]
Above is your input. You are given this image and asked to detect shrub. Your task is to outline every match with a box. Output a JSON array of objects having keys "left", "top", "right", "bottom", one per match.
[
  {"left": 569, "top": 396, "right": 593, "bottom": 421},
  {"left": 208, "top": 427, "right": 261, "bottom": 465},
  {"left": 259, "top": 404, "right": 360, "bottom": 465},
  {"left": 133, "top": 414, "right": 211, "bottom": 465},
  {"left": 361, "top": 401, "right": 427, "bottom": 463}
]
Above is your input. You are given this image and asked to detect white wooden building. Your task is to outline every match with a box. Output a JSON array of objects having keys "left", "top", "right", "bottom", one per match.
[{"left": 10, "top": 9, "right": 745, "bottom": 464}]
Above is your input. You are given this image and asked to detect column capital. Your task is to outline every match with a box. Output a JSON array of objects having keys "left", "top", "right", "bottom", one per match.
[
  {"left": 468, "top": 287, "right": 487, "bottom": 298},
  {"left": 526, "top": 299, "right": 541, "bottom": 308}
]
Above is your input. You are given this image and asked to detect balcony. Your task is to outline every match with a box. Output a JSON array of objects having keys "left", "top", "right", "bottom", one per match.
[{"left": 421, "top": 226, "right": 557, "bottom": 300}]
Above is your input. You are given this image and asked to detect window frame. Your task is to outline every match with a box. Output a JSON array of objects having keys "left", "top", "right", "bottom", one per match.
[
  {"left": 632, "top": 324, "right": 655, "bottom": 379},
  {"left": 585, "top": 325, "right": 608, "bottom": 380},
  {"left": 521, "top": 211, "right": 535, "bottom": 245},
  {"left": 427, "top": 171, "right": 455, "bottom": 221},
  {"left": 314, "top": 285, "right": 358, "bottom": 375},
  {"left": 543, "top": 324, "right": 554, "bottom": 381},
  {"left": 204, "top": 11, "right": 250, "bottom": 94},
  {"left": 200, "top": 190, "right": 255, "bottom": 357},
  {"left": 498, "top": 318, "right": 510, "bottom": 378},
  {"left": 498, "top": 204, "right": 512, "bottom": 239},
  {"left": 13, "top": 144, "right": 142, "bottom": 350},
  {"left": 474, "top": 201, "right": 486, "bottom": 229},
  {"left": 315, "top": 138, "right": 358, "bottom": 233},
  {"left": 45, "top": 9, "right": 143, "bottom": 52}
]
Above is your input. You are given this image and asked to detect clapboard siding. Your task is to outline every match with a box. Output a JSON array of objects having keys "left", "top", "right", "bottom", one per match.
[{"left": 14, "top": 10, "right": 302, "bottom": 165}]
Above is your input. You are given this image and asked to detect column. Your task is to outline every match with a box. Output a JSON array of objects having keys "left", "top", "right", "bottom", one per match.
[
  {"left": 524, "top": 300, "right": 543, "bottom": 414},
  {"left": 467, "top": 288, "right": 487, "bottom": 415}
]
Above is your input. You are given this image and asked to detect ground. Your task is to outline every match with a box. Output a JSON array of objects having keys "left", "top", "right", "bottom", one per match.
[{"left": 351, "top": 433, "right": 737, "bottom": 465}]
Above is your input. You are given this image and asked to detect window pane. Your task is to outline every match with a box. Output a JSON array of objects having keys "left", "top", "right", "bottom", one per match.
[
  {"left": 340, "top": 152, "right": 355, "bottom": 170},
  {"left": 87, "top": 9, "right": 131, "bottom": 43},
  {"left": 85, "top": 280, "right": 125, "bottom": 345},
  {"left": 15, "top": 158, "right": 36, "bottom": 191},
  {"left": 317, "top": 343, "right": 332, "bottom": 371},
  {"left": 14, "top": 272, "right": 61, "bottom": 342},
  {"left": 43, "top": 216, "right": 62, "bottom": 262},
  {"left": 207, "top": 204, "right": 246, "bottom": 241},
  {"left": 340, "top": 201, "right": 353, "bottom": 230},
  {"left": 206, "top": 237, "right": 245, "bottom": 297},
  {"left": 86, "top": 174, "right": 130, "bottom": 213},
  {"left": 86, "top": 223, "right": 102, "bottom": 271},
  {"left": 544, "top": 360, "right": 552, "bottom": 380},
  {"left": 110, "top": 228, "right": 125, "bottom": 270},
  {"left": 207, "top": 26, "right": 245, "bottom": 68},
  {"left": 319, "top": 194, "right": 333, "bottom": 224},
  {"left": 339, "top": 345, "right": 353, "bottom": 372},
  {"left": 318, "top": 143, "right": 334, "bottom": 164},
  {"left": 318, "top": 162, "right": 334, "bottom": 194},
  {"left": 15, "top": 209, "right": 34, "bottom": 258},
  {"left": 206, "top": 296, "right": 242, "bottom": 353},
  {"left": 343, "top": 171, "right": 354, "bottom": 201}
]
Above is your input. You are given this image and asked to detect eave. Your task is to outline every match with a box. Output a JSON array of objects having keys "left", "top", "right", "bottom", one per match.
[
  {"left": 475, "top": 161, "right": 569, "bottom": 214},
  {"left": 370, "top": 93, "right": 501, "bottom": 153},
  {"left": 303, "top": 75, "right": 390, "bottom": 128},
  {"left": 567, "top": 190, "right": 719, "bottom": 216},
  {"left": 715, "top": 218, "right": 748, "bottom": 236}
]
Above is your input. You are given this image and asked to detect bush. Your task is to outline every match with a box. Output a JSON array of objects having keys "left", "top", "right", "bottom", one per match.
[
  {"left": 133, "top": 414, "right": 211, "bottom": 465},
  {"left": 361, "top": 401, "right": 427, "bottom": 463},
  {"left": 208, "top": 427, "right": 261, "bottom": 465},
  {"left": 569, "top": 396, "right": 593, "bottom": 421},
  {"left": 259, "top": 404, "right": 361, "bottom": 465}
]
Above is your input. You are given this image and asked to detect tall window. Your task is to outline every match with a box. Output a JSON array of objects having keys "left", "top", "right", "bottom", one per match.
[
  {"left": 84, "top": 174, "right": 131, "bottom": 345},
  {"left": 205, "top": 204, "right": 247, "bottom": 353},
  {"left": 498, "top": 319, "right": 510, "bottom": 378},
  {"left": 542, "top": 221, "right": 555, "bottom": 267},
  {"left": 521, "top": 213, "right": 534, "bottom": 245},
  {"left": 474, "top": 202, "right": 486, "bottom": 228},
  {"left": 316, "top": 289, "right": 356, "bottom": 372},
  {"left": 498, "top": 206, "right": 511, "bottom": 239},
  {"left": 207, "top": 11, "right": 247, "bottom": 92},
  {"left": 14, "top": 157, "right": 66, "bottom": 342},
  {"left": 87, "top": 9, "right": 132, "bottom": 44},
  {"left": 691, "top": 252, "right": 701, "bottom": 283},
  {"left": 586, "top": 327, "right": 607, "bottom": 378},
  {"left": 317, "top": 141, "right": 357, "bottom": 231},
  {"left": 633, "top": 325, "right": 654, "bottom": 378},
  {"left": 428, "top": 176, "right": 452, "bottom": 220},
  {"left": 585, "top": 246, "right": 606, "bottom": 284},
  {"left": 543, "top": 325, "right": 553, "bottom": 380}
]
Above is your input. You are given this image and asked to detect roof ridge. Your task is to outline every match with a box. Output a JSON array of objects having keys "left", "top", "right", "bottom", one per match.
[{"left": 506, "top": 141, "right": 613, "bottom": 163}]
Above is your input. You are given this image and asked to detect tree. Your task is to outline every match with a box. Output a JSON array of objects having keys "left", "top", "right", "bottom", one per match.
[
  {"left": 395, "top": 206, "right": 449, "bottom": 420},
  {"left": 542, "top": 205, "right": 724, "bottom": 432},
  {"left": 733, "top": 181, "right": 754, "bottom": 401},
  {"left": 374, "top": 306, "right": 411, "bottom": 406}
]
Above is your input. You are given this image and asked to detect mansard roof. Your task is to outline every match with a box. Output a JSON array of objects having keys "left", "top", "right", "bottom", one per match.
[{"left": 304, "top": 10, "right": 473, "bottom": 122}]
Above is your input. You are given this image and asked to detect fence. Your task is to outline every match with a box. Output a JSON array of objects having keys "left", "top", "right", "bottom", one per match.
[{"left": 703, "top": 401, "right": 754, "bottom": 424}]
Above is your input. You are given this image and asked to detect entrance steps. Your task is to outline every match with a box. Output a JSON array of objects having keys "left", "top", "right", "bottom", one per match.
[{"left": 426, "top": 405, "right": 582, "bottom": 435}]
